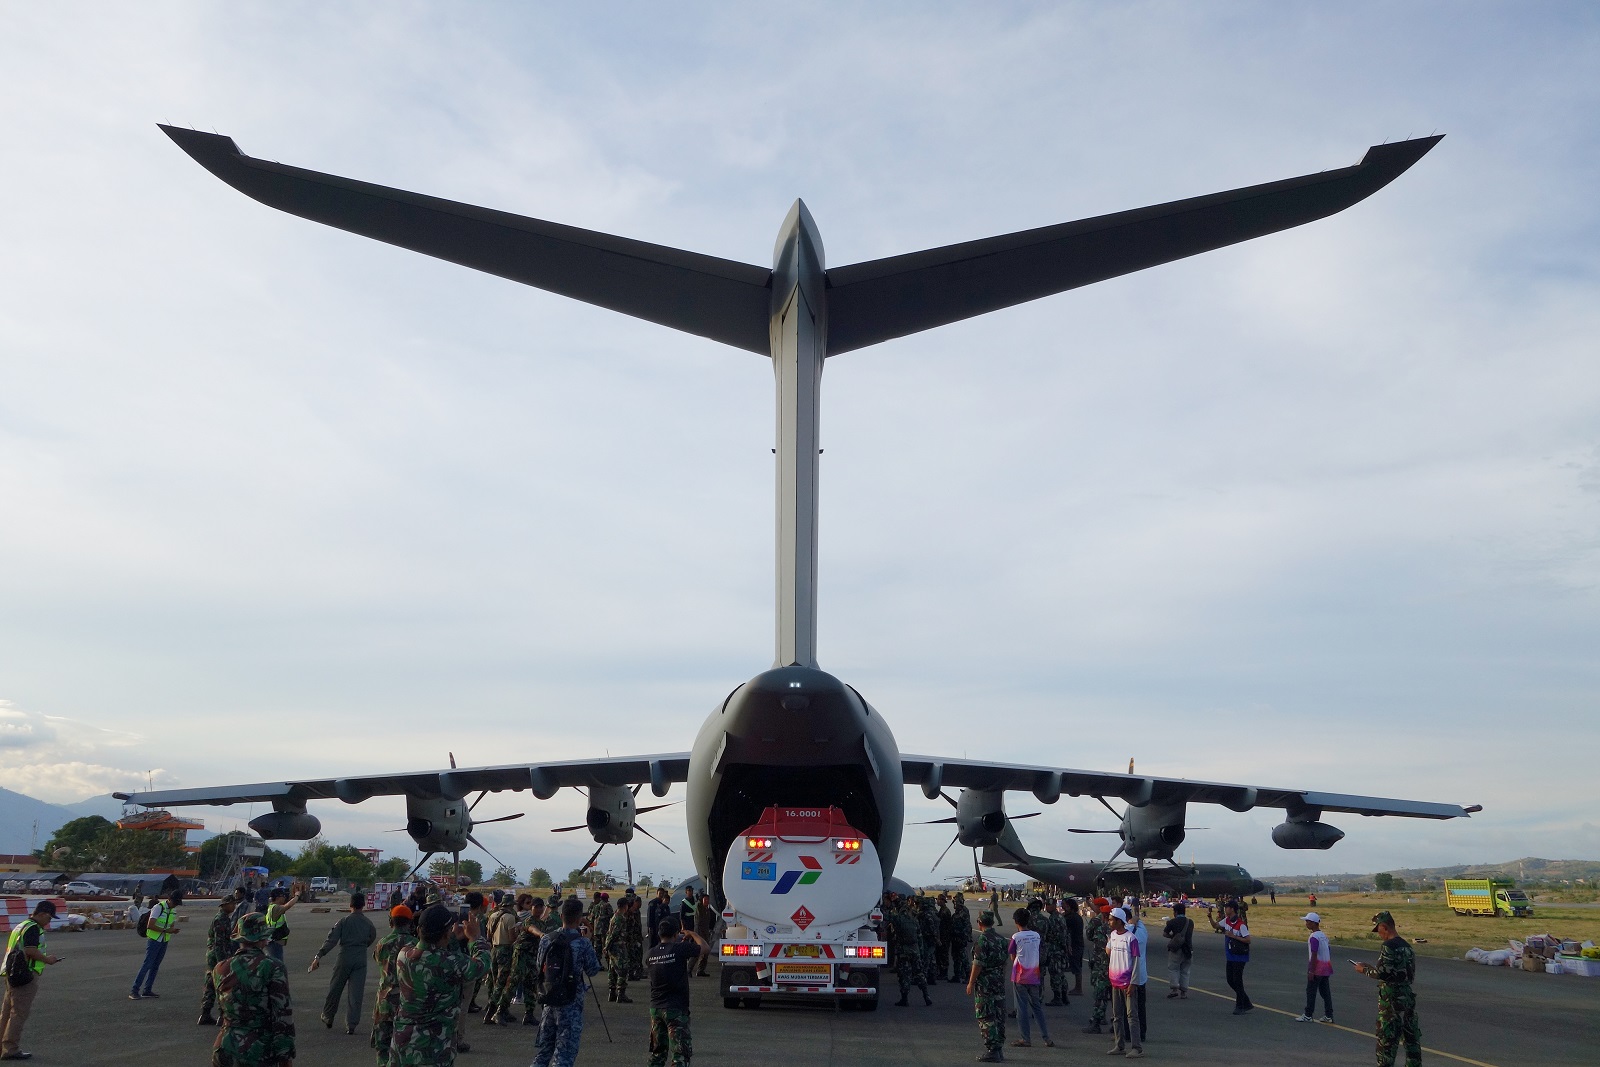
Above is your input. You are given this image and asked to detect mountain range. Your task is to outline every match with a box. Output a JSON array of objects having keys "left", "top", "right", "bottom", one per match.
[
  {"left": 1263, "top": 857, "right": 1600, "bottom": 886},
  {"left": 0, "top": 786, "right": 145, "bottom": 856}
]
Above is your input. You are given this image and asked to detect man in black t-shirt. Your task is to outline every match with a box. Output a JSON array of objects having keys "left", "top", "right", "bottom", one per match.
[{"left": 645, "top": 917, "right": 707, "bottom": 1067}]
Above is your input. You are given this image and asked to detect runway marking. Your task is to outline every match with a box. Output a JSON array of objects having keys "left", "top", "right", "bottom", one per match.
[{"left": 1147, "top": 977, "right": 1501, "bottom": 1067}]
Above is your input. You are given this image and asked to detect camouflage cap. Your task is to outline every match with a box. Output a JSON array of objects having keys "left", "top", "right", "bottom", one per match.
[
  {"left": 977, "top": 910, "right": 997, "bottom": 926},
  {"left": 235, "top": 912, "right": 270, "bottom": 943},
  {"left": 1370, "top": 910, "right": 1395, "bottom": 931}
]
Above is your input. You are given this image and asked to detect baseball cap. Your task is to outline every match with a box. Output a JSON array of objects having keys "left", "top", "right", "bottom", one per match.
[
  {"left": 1303, "top": 912, "right": 1321, "bottom": 923},
  {"left": 1370, "top": 910, "right": 1394, "bottom": 931},
  {"left": 33, "top": 900, "right": 57, "bottom": 917},
  {"left": 390, "top": 905, "right": 414, "bottom": 920},
  {"left": 1110, "top": 907, "right": 1128, "bottom": 922}
]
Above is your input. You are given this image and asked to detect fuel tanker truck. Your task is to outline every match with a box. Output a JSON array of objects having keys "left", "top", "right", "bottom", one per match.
[{"left": 716, "top": 806, "right": 887, "bottom": 1010}]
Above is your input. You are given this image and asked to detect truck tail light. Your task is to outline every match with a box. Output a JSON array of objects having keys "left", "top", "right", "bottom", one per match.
[
  {"left": 833, "top": 839, "right": 861, "bottom": 850},
  {"left": 721, "top": 943, "right": 762, "bottom": 957},
  {"left": 746, "top": 837, "right": 773, "bottom": 849}
]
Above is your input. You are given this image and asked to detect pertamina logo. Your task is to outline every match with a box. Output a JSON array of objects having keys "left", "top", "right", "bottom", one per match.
[
  {"left": 770, "top": 855, "right": 822, "bottom": 894},
  {"left": 791, "top": 905, "right": 815, "bottom": 930}
]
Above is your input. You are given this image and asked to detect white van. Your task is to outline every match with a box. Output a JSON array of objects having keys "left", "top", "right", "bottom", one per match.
[{"left": 309, "top": 876, "right": 333, "bottom": 892}]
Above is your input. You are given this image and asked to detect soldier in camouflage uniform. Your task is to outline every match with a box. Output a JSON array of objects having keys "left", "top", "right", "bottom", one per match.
[
  {"left": 965, "top": 910, "right": 1007, "bottom": 1063},
  {"left": 888, "top": 899, "right": 932, "bottom": 1006},
  {"left": 1354, "top": 911, "right": 1422, "bottom": 1067},
  {"left": 916, "top": 896, "right": 942, "bottom": 985},
  {"left": 483, "top": 896, "right": 521, "bottom": 1024},
  {"left": 507, "top": 899, "right": 550, "bottom": 1024},
  {"left": 935, "top": 895, "right": 955, "bottom": 981},
  {"left": 390, "top": 905, "right": 490, "bottom": 1067},
  {"left": 587, "top": 891, "right": 614, "bottom": 951},
  {"left": 1041, "top": 899, "right": 1070, "bottom": 1005},
  {"left": 1081, "top": 900, "right": 1111, "bottom": 1033},
  {"left": 604, "top": 894, "right": 644, "bottom": 1002},
  {"left": 199, "top": 897, "right": 238, "bottom": 1026},
  {"left": 211, "top": 911, "right": 295, "bottom": 1067},
  {"left": 948, "top": 892, "right": 973, "bottom": 981},
  {"left": 371, "top": 905, "right": 417, "bottom": 1067}
]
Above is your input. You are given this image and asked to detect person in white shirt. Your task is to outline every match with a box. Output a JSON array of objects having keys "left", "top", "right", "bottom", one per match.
[
  {"left": 1296, "top": 912, "right": 1334, "bottom": 1023},
  {"left": 1007, "top": 909, "right": 1052, "bottom": 1047},
  {"left": 1105, "top": 908, "right": 1143, "bottom": 1058}
]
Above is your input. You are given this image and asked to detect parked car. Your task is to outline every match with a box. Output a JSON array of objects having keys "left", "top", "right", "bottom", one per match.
[
  {"left": 64, "top": 880, "right": 109, "bottom": 896},
  {"left": 309, "top": 876, "right": 333, "bottom": 892}
]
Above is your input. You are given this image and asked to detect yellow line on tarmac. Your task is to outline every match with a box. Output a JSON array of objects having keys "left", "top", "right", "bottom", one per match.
[{"left": 1147, "top": 977, "right": 1502, "bottom": 1067}]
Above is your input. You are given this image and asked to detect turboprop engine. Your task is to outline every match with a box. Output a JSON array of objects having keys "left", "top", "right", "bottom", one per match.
[
  {"left": 583, "top": 784, "right": 638, "bottom": 844},
  {"left": 1271, "top": 819, "right": 1345, "bottom": 850},
  {"left": 406, "top": 795, "right": 471, "bottom": 852},
  {"left": 954, "top": 789, "right": 1009, "bottom": 846},
  {"left": 248, "top": 809, "right": 321, "bottom": 841},
  {"left": 1119, "top": 801, "right": 1187, "bottom": 860}
]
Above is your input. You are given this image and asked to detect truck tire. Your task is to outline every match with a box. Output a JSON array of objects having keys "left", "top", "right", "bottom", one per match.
[
  {"left": 723, "top": 996, "right": 742, "bottom": 1009},
  {"left": 860, "top": 995, "right": 878, "bottom": 1012},
  {"left": 742, "top": 996, "right": 762, "bottom": 1009}
]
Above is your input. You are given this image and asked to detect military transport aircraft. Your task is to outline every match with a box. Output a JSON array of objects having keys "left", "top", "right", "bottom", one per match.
[{"left": 120, "top": 127, "right": 1479, "bottom": 904}]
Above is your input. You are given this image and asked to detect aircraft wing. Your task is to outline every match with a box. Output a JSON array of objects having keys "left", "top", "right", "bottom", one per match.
[
  {"left": 113, "top": 752, "right": 693, "bottom": 809},
  {"left": 899, "top": 754, "right": 1474, "bottom": 820},
  {"left": 825, "top": 136, "right": 1443, "bottom": 354},
  {"left": 157, "top": 126, "right": 774, "bottom": 355}
]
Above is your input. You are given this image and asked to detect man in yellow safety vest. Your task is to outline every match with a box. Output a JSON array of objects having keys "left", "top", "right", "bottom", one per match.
[
  {"left": 2, "top": 900, "right": 64, "bottom": 1060},
  {"left": 130, "top": 889, "right": 183, "bottom": 999}
]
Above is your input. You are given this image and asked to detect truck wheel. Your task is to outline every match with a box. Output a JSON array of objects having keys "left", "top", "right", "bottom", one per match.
[
  {"left": 723, "top": 996, "right": 742, "bottom": 1009},
  {"left": 859, "top": 996, "right": 879, "bottom": 1012},
  {"left": 742, "top": 997, "right": 762, "bottom": 1009}
]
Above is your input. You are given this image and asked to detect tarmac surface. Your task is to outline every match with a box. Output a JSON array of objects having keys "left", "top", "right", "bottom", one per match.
[{"left": 7, "top": 904, "right": 1597, "bottom": 1066}]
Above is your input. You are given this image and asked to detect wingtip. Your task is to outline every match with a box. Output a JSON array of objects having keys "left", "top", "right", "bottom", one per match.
[
  {"left": 1358, "top": 133, "right": 1444, "bottom": 173},
  {"left": 157, "top": 123, "right": 246, "bottom": 165}
]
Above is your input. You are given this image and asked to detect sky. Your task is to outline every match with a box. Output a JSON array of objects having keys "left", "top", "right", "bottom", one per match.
[{"left": 2, "top": 2, "right": 1597, "bottom": 885}]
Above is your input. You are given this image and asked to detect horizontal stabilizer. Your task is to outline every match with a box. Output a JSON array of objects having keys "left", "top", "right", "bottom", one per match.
[
  {"left": 157, "top": 126, "right": 774, "bottom": 354},
  {"left": 825, "top": 136, "right": 1442, "bottom": 354}
]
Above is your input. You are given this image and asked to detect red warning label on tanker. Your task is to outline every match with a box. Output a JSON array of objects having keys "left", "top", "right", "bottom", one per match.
[{"left": 791, "top": 905, "right": 815, "bottom": 930}]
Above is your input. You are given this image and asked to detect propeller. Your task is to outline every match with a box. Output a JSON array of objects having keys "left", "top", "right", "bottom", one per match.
[
  {"left": 922, "top": 790, "right": 1036, "bottom": 873},
  {"left": 555, "top": 784, "right": 678, "bottom": 884}
]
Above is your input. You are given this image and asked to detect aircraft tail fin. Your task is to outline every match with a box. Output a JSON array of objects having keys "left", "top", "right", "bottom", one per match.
[
  {"left": 980, "top": 819, "right": 1034, "bottom": 867},
  {"left": 157, "top": 126, "right": 775, "bottom": 354},
  {"left": 824, "top": 136, "right": 1442, "bottom": 355}
]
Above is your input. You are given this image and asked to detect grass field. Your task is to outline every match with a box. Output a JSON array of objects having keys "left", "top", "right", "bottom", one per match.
[{"left": 1208, "top": 892, "right": 1600, "bottom": 960}]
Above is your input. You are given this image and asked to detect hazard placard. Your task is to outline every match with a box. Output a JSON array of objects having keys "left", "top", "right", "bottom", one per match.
[{"left": 791, "top": 905, "right": 815, "bottom": 930}]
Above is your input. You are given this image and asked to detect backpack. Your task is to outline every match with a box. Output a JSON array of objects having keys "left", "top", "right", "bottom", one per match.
[
  {"left": 136, "top": 910, "right": 150, "bottom": 938},
  {"left": 537, "top": 929, "right": 579, "bottom": 1007},
  {"left": 5, "top": 922, "right": 37, "bottom": 988}
]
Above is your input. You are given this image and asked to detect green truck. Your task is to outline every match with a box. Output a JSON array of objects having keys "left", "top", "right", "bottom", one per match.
[{"left": 1444, "top": 879, "right": 1534, "bottom": 917}]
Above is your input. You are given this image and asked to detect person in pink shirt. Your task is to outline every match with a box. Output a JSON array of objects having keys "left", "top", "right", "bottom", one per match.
[
  {"left": 1105, "top": 908, "right": 1143, "bottom": 1058},
  {"left": 1295, "top": 912, "right": 1334, "bottom": 1023},
  {"left": 1006, "top": 909, "right": 1052, "bottom": 1047}
]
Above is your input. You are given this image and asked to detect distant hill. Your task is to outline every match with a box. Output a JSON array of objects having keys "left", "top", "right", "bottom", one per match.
[
  {"left": 0, "top": 787, "right": 81, "bottom": 854},
  {"left": 1263, "top": 857, "right": 1600, "bottom": 886}
]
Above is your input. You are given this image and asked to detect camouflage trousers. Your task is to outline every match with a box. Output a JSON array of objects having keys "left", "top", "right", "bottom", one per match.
[
  {"left": 371, "top": 1015, "right": 395, "bottom": 1067},
  {"left": 485, "top": 945, "right": 516, "bottom": 1015},
  {"left": 922, "top": 945, "right": 939, "bottom": 982},
  {"left": 1044, "top": 947, "right": 1070, "bottom": 1001},
  {"left": 1375, "top": 987, "right": 1421, "bottom": 1067},
  {"left": 896, "top": 955, "right": 928, "bottom": 998},
  {"left": 531, "top": 1001, "right": 586, "bottom": 1067},
  {"left": 1089, "top": 968, "right": 1111, "bottom": 1025},
  {"left": 949, "top": 938, "right": 971, "bottom": 981},
  {"left": 648, "top": 1007, "right": 693, "bottom": 1067},
  {"left": 608, "top": 964, "right": 631, "bottom": 999},
  {"left": 201, "top": 956, "right": 223, "bottom": 1016},
  {"left": 211, "top": 1031, "right": 280, "bottom": 1067},
  {"left": 974, "top": 993, "right": 1006, "bottom": 1053},
  {"left": 390, "top": 1019, "right": 458, "bottom": 1067}
]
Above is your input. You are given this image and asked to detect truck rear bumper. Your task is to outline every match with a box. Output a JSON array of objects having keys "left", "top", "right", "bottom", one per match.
[{"left": 726, "top": 985, "right": 877, "bottom": 995}]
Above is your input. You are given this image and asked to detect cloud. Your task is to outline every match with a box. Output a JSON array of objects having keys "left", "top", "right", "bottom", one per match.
[{"left": 0, "top": 701, "right": 161, "bottom": 802}]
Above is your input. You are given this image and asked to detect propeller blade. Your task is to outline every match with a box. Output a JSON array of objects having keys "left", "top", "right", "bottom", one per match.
[
  {"left": 1011, "top": 812, "right": 1042, "bottom": 820},
  {"left": 1095, "top": 795, "right": 1123, "bottom": 819},
  {"left": 632, "top": 784, "right": 643, "bottom": 797},
  {"left": 624, "top": 842, "right": 633, "bottom": 884},
  {"left": 549, "top": 824, "right": 588, "bottom": 833},
  {"left": 939, "top": 791, "right": 960, "bottom": 809},
  {"left": 1067, "top": 828, "right": 1120, "bottom": 834},
  {"left": 911, "top": 817, "right": 958, "bottom": 825},
  {"left": 450, "top": 752, "right": 457, "bottom": 769},
  {"left": 1137, "top": 856, "right": 1147, "bottom": 898},
  {"left": 469, "top": 791, "right": 488, "bottom": 812},
  {"left": 383, "top": 827, "right": 410, "bottom": 832},
  {"left": 635, "top": 801, "right": 682, "bottom": 817},
  {"left": 403, "top": 851, "right": 436, "bottom": 882},
  {"left": 634, "top": 824, "right": 677, "bottom": 854},
  {"left": 1128, "top": 758, "right": 1135, "bottom": 775},
  {"left": 581, "top": 841, "right": 607, "bottom": 872},
  {"left": 931, "top": 833, "right": 960, "bottom": 871},
  {"left": 1096, "top": 843, "right": 1128, "bottom": 876},
  {"left": 466, "top": 833, "right": 507, "bottom": 870},
  {"left": 473, "top": 812, "right": 525, "bottom": 825},
  {"left": 972, "top": 846, "right": 983, "bottom": 889}
]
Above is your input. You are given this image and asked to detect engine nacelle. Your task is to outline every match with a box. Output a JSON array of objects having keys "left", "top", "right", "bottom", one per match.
[
  {"left": 585, "top": 784, "right": 637, "bottom": 845},
  {"left": 248, "top": 811, "right": 322, "bottom": 841},
  {"left": 406, "top": 796, "right": 471, "bottom": 853},
  {"left": 1120, "top": 801, "right": 1187, "bottom": 860},
  {"left": 1271, "top": 820, "right": 1345, "bottom": 850},
  {"left": 955, "top": 789, "right": 1008, "bottom": 847}
]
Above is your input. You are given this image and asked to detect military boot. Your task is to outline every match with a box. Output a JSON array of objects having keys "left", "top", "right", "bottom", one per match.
[
  {"left": 196, "top": 1013, "right": 216, "bottom": 1026},
  {"left": 923, "top": 991, "right": 934, "bottom": 1006},
  {"left": 895, "top": 994, "right": 909, "bottom": 1007},
  {"left": 522, "top": 1011, "right": 536, "bottom": 1025},
  {"left": 482, "top": 1009, "right": 498, "bottom": 1025}
]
